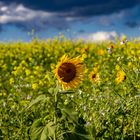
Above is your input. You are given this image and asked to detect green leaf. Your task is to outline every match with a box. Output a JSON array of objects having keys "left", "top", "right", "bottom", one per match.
[
  {"left": 59, "top": 90, "right": 74, "bottom": 94},
  {"left": 46, "top": 122, "right": 55, "bottom": 137},
  {"left": 40, "top": 122, "right": 55, "bottom": 140},
  {"left": 40, "top": 125, "right": 48, "bottom": 140},
  {"left": 30, "top": 119, "right": 55, "bottom": 140},
  {"left": 62, "top": 107, "right": 78, "bottom": 124},
  {"left": 27, "top": 95, "right": 46, "bottom": 109},
  {"left": 30, "top": 119, "right": 44, "bottom": 140},
  {"left": 88, "top": 124, "right": 96, "bottom": 138}
]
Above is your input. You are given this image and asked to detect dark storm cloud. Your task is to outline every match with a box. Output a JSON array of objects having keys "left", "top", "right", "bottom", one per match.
[
  {"left": 125, "top": 21, "right": 139, "bottom": 28},
  {"left": 0, "top": 3, "right": 70, "bottom": 31},
  {"left": 16, "top": 18, "right": 69, "bottom": 31},
  {"left": 1, "top": 0, "right": 140, "bottom": 33},
  {"left": 0, "top": 0, "right": 140, "bottom": 17}
]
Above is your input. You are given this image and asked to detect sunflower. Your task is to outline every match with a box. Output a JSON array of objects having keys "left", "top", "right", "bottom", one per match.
[
  {"left": 107, "top": 43, "right": 115, "bottom": 54},
  {"left": 109, "top": 43, "right": 115, "bottom": 49},
  {"left": 115, "top": 70, "right": 126, "bottom": 84},
  {"left": 54, "top": 55, "right": 84, "bottom": 89},
  {"left": 89, "top": 69, "right": 100, "bottom": 83},
  {"left": 97, "top": 49, "right": 105, "bottom": 55}
]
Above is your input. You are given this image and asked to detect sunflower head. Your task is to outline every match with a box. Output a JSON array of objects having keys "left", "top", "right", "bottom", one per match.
[
  {"left": 115, "top": 70, "right": 126, "bottom": 84},
  {"left": 54, "top": 55, "right": 84, "bottom": 90},
  {"left": 97, "top": 49, "right": 105, "bottom": 55},
  {"left": 89, "top": 69, "right": 100, "bottom": 83},
  {"left": 107, "top": 43, "right": 115, "bottom": 54},
  {"left": 109, "top": 43, "right": 115, "bottom": 49},
  {"left": 81, "top": 46, "right": 89, "bottom": 54}
]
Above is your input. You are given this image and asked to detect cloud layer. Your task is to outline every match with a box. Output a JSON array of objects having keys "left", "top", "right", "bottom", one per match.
[
  {"left": 0, "top": 0, "right": 140, "bottom": 36},
  {"left": 78, "top": 31, "right": 119, "bottom": 42},
  {"left": 1, "top": 0, "right": 140, "bottom": 17},
  {"left": 0, "top": 4, "right": 71, "bottom": 31}
]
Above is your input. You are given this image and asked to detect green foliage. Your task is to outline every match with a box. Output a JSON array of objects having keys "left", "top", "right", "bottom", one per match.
[{"left": 0, "top": 37, "right": 140, "bottom": 139}]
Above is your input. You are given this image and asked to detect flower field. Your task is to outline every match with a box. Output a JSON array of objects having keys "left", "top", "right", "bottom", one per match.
[{"left": 0, "top": 37, "right": 140, "bottom": 140}]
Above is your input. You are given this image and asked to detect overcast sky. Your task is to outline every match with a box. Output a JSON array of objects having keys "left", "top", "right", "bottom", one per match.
[{"left": 0, "top": 0, "right": 140, "bottom": 41}]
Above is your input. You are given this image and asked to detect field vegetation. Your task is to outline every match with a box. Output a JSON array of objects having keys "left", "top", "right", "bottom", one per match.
[{"left": 0, "top": 37, "right": 140, "bottom": 140}]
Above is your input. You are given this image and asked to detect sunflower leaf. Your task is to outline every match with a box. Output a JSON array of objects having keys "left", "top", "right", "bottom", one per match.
[
  {"left": 59, "top": 90, "right": 74, "bottom": 94},
  {"left": 26, "top": 95, "right": 46, "bottom": 110}
]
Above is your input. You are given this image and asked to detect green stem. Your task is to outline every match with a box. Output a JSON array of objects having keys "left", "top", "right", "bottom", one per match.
[
  {"left": 54, "top": 91, "right": 58, "bottom": 140},
  {"left": 133, "top": 120, "right": 136, "bottom": 140}
]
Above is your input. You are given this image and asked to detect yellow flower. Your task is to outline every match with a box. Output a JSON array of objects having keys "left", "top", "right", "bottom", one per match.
[
  {"left": 127, "top": 62, "right": 133, "bottom": 69},
  {"left": 33, "top": 71, "right": 39, "bottom": 75},
  {"left": 32, "top": 83, "right": 38, "bottom": 90},
  {"left": 2, "top": 64, "right": 7, "bottom": 70},
  {"left": 54, "top": 55, "right": 84, "bottom": 90},
  {"left": 97, "top": 49, "right": 105, "bottom": 55},
  {"left": 115, "top": 70, "right": 126, "bottom": 84},
  {"left": 82, "top": 54, "right": 87, "bottom": 60},
  {"left": 109, "top": 43, "right": 115, "bottom": 49},
  {"left": 81, "top": 47, "right": 89, "bottom": 54},
  {"left": 20, "top": 60, "right": 27, "bottom": 66},
  {"left": 92, "top": 66, "right": 99, "bottom": 73},
  {"left": 107, "top": 43, "right": 115, "bottom": 54},
  {"left": 39, "top": 80, "right": 44, "bottom": 86},
  {"left": 89, "top": 70, "right": 100, "bottom": 83},
  {"left": 9, "top": 78, "right": 14, "bottom": 85},
  {"left": 50, "top": 63, "right": 55, "bottom": 69},
  {"left": 115, "top": 65, "right": 120, "bottom": 70},
  {"left": 3, "top": 92, "right": 7, "bottom": 97},
  {"left": 12, "top": 60, "right": 17, "bottom": 66},
  {"left": 84, "top": 68, "right": 88, "bottom": 74},
  {"left": 25, "top": 69, "right": 31, "bottom": 76},
  {"left": 35, "top": 66, "right": 40, "bottom": 71}
]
